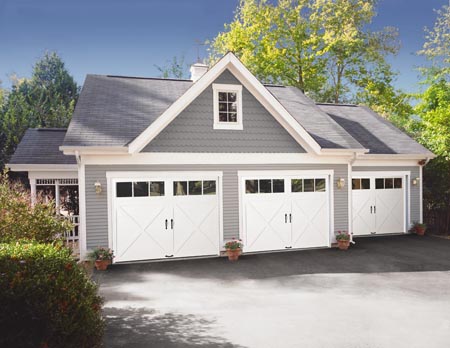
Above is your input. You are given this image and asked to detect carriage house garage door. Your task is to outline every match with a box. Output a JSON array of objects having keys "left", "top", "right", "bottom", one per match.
[
  {"left": 240, "top": 171, "right": 332, "bottom": 253},
  {"left": 109, "top": 172, "right": 222, "bottom": 263},
  {"left": 352, "top": 172, "right": 408, "bottom": 236}
]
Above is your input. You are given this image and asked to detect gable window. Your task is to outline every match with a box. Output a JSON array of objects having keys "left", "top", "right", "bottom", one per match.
[{"left": 213, "top": 84, "right": 243, "bottom": 130}]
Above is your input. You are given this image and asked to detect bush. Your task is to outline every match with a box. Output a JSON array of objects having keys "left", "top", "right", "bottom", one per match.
[
  {"left": 0, "top": 172, "right": 72, "bottom": 243},
  {"left": 0, "top": 242, "right": 104, "bottom": 348}
]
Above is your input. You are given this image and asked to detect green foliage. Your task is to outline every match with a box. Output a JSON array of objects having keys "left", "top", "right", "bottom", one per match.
[
  {"left": 0, "top": 241, "right": 104, "bottom": 348},
  {"left": 0, "top": 172, "right": 72, "bottom": 243},
  {"left": 0, "top": 52, "right": 78, "bottom": 168},
  {"left": 209, "top": 0, "right": 400, "bottom": 104},
  {"left": 224, "top": 239, "right": 243, "bottom": 250},
  {"left": 155, "top": 55, "right": 188, "bottom": 79},
  {"left": 335, "top": 231, "right": 350, "bottom": 241}
]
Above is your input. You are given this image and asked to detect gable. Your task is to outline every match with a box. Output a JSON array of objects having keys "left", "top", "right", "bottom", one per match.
[{"left": 142, "top": 69, "right": 306, "bottom": 153}]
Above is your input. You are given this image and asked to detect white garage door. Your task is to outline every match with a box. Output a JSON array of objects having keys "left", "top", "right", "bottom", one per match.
[
  {"left": 352, "top": 173, "right": 407, "bottom": 236},
  {"left": 111, "top": 173, "right": 221, "bottom": 262},
  {"left": 241, "top": 172, "right": 331, "bottom": 253}
]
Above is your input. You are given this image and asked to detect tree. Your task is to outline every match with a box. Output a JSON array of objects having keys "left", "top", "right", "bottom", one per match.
[
  {"left": 415, "top": 5, "right": 450, "bottom": 235},
  {"left": 209, "top": 0, "right": 400, "bottom": 104},
  {"left": 154, "top": 55, "right": 188, "bottom": 79},
  {"left": 0, "top": 52, "right": 78, "bottom": 168}
]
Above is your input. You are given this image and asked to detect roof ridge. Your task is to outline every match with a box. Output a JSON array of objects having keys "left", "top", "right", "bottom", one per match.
[
  {"left": 34, "top": 128, "right": 67, "bottom": 131},
  {"left": 102, "top": 74, "right": 193, "bottom": 82},
  {"left": 316, "top": 102, "right": 358, "bottom": 107}
]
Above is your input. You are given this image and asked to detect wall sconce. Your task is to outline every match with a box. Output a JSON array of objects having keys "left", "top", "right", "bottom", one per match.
[
  {"left": 94, "top": 180, "right": 102, "bottom": 194},
  {"left": 336, "top": 178, "right": 345, "bottom": 190},
  {"left": 412, "top": 177, "right": 420, "bottom": 186}
]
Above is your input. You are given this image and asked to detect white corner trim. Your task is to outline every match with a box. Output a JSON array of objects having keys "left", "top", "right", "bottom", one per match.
[
  {"left": 127, "top": 52, "right": 323, "bottom": 155},
  {"left": 212, "top": 83, "right": 243, "bottom": 130},
  {"left": 78, "top": 164, "right": 88, "bottom": 260},
  {"left": 419, "top": 165, "right": 423, "bottom": 223}
]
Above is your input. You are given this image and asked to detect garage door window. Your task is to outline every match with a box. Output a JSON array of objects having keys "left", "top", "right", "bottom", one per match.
[
  {"left": 291, "top": 178, "right": 326, "bottom": 193},
  {"left": 117, "top": 181, "right": 166, "bottom": 197},
  {"left": 352, "top": 178, "right": 370, "bottom": 190},
  {"left": 376, "top": 178, "right": 402, "bottom": 190},
  {"left": 174, "top": 180, "right": 217, "bottom": 196},
  {"left": 116, "top": 182, "right": 132, "bottom": 197},
  {"left": 245, "top": 179, "right": 285, "bottom": 194}
]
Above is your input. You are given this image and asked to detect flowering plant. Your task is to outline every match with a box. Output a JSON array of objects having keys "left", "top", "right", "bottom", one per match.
[
  {"left": 88, "top": 247, "right": 114, "bottom": 261},
  {"left": 224, "top": 239, "right": 243, "bottom": 251},
  {"left": 335, "top": 230, "right": 350, "bottom": 241}
]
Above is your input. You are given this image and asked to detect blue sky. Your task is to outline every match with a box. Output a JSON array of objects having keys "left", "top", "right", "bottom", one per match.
[{"left": 0, "top": 0, "right": 448, "bottom": 92}]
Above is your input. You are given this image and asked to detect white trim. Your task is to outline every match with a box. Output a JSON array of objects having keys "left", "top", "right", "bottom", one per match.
[
  {"left": 212, "top": 83, "right": 243, "bottom": 130},
  {"left": 7, "top": 164, "right": 77, "bottom": 172},
  {"left": 60, "top": 146, "right": 128, "bottom": 155},
  {"left": 238, "top": 169, "right": 334, "bottom": 177},
  {"left": 419, "top": 165, "right": 423, "bottom": 224},
  {"left": 353, "top": 159, "right": 422, "bottom": 167},
  {"left": 30, "top": 178, "right": 37, "bottom": 205},
  {"left": 28, "top": 171, "right": 78, "bottom": 180},
  {"left": 352, "top": 171, "right": 411, "bottom": 177},
  {"left": 81, "top": 153, "right": 351, "bottom": 165},
  {"left": 128, "top": 52, "right": 323, "bottom": 154},
  {"left": 347, "top": 162, "right": 353, "bottom": 239},
  {"left": 356, "top": 154, "right": 434, "bottom": 160},
  {"left": 78, "top": 164, "right": 87, "bottom": 260},
  {"left": 106, "top": 171, "right": 223, "bottom": 179}
]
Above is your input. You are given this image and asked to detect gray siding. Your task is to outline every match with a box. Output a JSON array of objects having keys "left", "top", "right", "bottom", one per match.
[
  {"left": 352, "top": 166, "right": 421, "bottom": 224},
  {"left": 142, "top": 70, "right": 305, "bottom": 153},
  {"left": 85, "top": 164, "right": 348, "bottom": 249}
]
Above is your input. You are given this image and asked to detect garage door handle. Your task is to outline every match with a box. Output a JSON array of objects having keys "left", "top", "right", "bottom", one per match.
[
  {"left": 374, "top": 206, "right": 376, "bottom": 214},
  {"left": 285, "top": 214, "right": 287, "bottom": 223},
  {"left": 171, "top": 219, "right": 174, "bottom": 229},
  {"left": 165, "top": 219, "right": 168, "bottom": 229},
  {"left": 289, "top": 214, "right": 292, "bottom": 223},
  {"left": 370, "top": 206, "right": 373, "bottom": 214}
]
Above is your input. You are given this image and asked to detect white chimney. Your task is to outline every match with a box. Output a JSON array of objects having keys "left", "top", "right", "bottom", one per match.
[{"left": 190, "top": 62, "right": 208, "bottom": 82}]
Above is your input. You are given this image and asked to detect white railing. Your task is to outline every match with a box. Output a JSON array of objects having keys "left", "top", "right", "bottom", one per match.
[{"left": 64, "top": 215, "right": 80, "bottom": 243}]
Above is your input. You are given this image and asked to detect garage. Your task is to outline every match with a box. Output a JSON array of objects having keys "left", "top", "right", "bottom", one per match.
[
  {"left": 110, "top": 172, "right": 222, "bottom": 262},
  {"left": 352, "top": 172, "right": 408, "bottom": 236},
  {"left": 240, "top": 171, "right": 332, "bottom": 253}
]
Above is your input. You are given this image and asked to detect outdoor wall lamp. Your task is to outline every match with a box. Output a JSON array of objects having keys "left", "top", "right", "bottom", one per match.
[
  {"left": 336, "top": 178, "right": 345, "bottom": 190},
  {"left": 94, "top": 180, "right": 102, "bottom": 194},
  {"left": 412, "top": 177, "right": 420, "bottom": 186}
]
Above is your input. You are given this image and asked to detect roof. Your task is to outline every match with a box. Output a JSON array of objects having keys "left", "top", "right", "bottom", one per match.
[
  {"left": 60, "top": 71, "right": 431, "bottom": 156},
  {"left": 317, "top": 104, "right": 434, "bottom": 155},
  {"left": 266, "top": 86, "right": 365, "bottom": 150},
  {"left": 63, "top": 75, "right": 192, "bottom": 147},
  {"left": 9, "top": 129, "right": 76, "bottom": 165}
]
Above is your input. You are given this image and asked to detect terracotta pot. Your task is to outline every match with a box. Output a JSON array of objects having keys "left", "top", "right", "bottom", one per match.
[
  {"left": 415, "top": 227, "right": 426, "bottom": 236},
  {"left": 337, "top": 240, "right": 350, "bottom": 250},
  {"left": 94, "top": 259, "right": 111, "bottom": 271},
  {"left": 226, "top": 248, "right": 241, "bottom": 261}
]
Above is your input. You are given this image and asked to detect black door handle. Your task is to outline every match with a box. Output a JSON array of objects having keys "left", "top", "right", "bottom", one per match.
[
  {"left": 374, "top": 206, "right": 376, "bottom": 214},
  {"left": 289, "top": 213, "right": 292, "bottom": 223},
  {"left": 165, "top": 219, "right": 168, "bottom": 229},
  {"left": 285, "top": 214, "right": 287, "bottom": 223},
  {"left": 171, "top": 219, "right": 174, "bottom": 229},
  {"left": 370, "top": 206, "right": 373, "bottom": 214}
]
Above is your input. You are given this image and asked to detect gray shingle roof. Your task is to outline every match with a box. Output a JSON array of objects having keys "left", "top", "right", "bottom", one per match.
[
  {"left": 9, "top": 129, "right": 76, "bottom": 165},
  {"left": 317, "top": 104, "right": 433, "bottom": 155},
  {"left": 63, "top": 75, "right": 192, "bottom": 147},
  {"left": 266, "top": 86, "right": 365, "bottom": 150},
  {"left": 61, "top": 73, "right": 431, "bottom": 156}
]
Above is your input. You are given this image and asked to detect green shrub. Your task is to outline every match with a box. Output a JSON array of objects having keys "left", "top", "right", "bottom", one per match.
[
  {"left": 0, "top": 242, "right": 104, "bottom": 348},
  {"left": 0, "top": 172, "right": 72, "bottom": 243}
]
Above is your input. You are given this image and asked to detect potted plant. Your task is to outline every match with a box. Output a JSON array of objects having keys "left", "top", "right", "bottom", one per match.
[
  {"left": 410, "top": 222, "right": 427, "bottom": 236},
  {"left": 89, "top": 247, "right": 114, "bottom": 270},
  {"left": 224, "top": 239, "right": 243, "bottom": 261},
  {"left": 335, "top": 231, "right": 351, "bottom": 250}
]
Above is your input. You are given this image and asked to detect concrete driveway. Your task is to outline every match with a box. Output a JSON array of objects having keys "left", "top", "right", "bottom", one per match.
[{"left": 96, "top": 235, "right": 450, "bottom": 348}]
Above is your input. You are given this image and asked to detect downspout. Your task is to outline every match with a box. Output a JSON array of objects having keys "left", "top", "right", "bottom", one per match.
[{"left": 349, "top": 153, "right": 358, "bottom": 244}]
